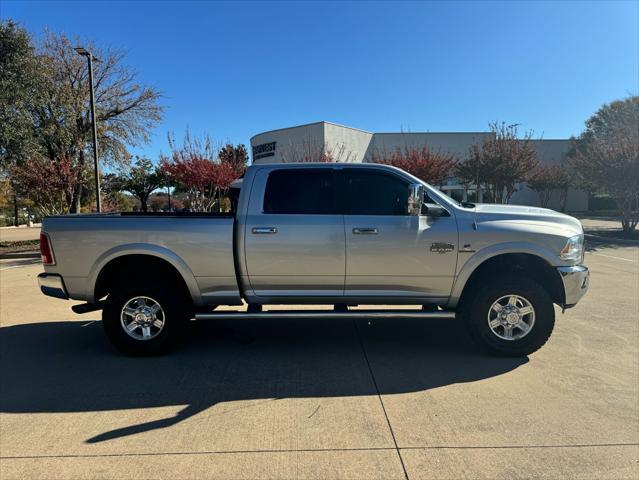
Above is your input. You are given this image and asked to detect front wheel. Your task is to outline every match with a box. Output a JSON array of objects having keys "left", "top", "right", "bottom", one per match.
[
  {"left": 102, "top": 283, "right": 190, "bottom": 356},
  {"left": 462, "top": 276, "right": 555, "bottom": 357}
]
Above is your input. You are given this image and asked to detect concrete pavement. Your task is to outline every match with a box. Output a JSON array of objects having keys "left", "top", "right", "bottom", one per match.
[
  {"left": 0, "top": 246, "right": 637, "bottom": 479},
  {"left": 0, "top": 225, "right": 41, "bottom": 242}
]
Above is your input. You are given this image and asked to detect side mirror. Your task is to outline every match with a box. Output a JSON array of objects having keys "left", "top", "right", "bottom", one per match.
[
  {"left": 408, "top": 184, "right": 424, "bottom": 216},
  {"left": 422, "top": 203, "right": 448, "bottom": 217}
]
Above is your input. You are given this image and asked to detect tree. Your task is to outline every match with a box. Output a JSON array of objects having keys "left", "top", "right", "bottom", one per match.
[
  {"left": 10, "top": 153, "right": 86, "bottom": 215},
  {"left": 102, "top": 191, "right": 134, "bottom": 213},
  {"left": 0, "top": 22, "right": 164, "bottom": 214},
  {"left": 0, "top": 178, "right": 12, "bottom": 211},
  {"left": 528, "top": 164, "right": 572, "bottom": 210},
  {"left": 372, "top": 146, "right": 457, "bottom": 185},
  {"left": 570, "top": 96, "right": 639, "bottom": 232},
  {"left": 218, "top": 143, "right": 248, "bottom": 172},
  {"left": 105, "top": 157, "right": 165, "bottom": 212},
  {"left": 0, "top": 21, "right": 43, "bottom": 224},
  {"left": 456, "top": 122, "right": 539, "bottom": 203},
  {"left": 279, "top": 137, "right": 356, "bottom": 163},
  {"left": 162, "top": 131, "right": 245, "bottom": 212}
]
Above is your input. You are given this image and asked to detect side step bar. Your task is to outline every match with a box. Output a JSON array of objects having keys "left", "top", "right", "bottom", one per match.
[
  {"left": 195, "top": 310, "right": 456, "bottom": 320},
  {"left": 71, "top": 302, "right": 105, "bottom": 314}
]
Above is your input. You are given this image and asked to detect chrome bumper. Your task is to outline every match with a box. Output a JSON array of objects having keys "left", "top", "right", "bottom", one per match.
[
  {"left": 37, "top": 273, "right": 69, "bottom": 300},
  {"left": 557, "top": 265, "right": 589, "bottom": 308}
]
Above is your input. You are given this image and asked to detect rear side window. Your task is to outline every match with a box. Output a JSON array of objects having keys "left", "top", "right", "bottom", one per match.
[
  {"left": 344, "top": 170, "right": 409, "bottom": 215},
  {"left": 263, "top": 169, "right": 334, "bottom": 214}
]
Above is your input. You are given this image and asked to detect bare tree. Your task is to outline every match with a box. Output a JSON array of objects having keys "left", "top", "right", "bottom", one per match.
[
  {"left": 278, "top": 136, "right": 356, "bottom": 163},
  {"left": 13, "top": 30, "right": 163, "bottom": 212}
]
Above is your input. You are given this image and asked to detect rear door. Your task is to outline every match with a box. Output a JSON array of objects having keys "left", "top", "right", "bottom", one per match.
[
  {"left": 243, "top": 168, "right": 345, "bottom": 298},
  {"left": 341, "top": 168, "right": 458, "bottom": 301}
]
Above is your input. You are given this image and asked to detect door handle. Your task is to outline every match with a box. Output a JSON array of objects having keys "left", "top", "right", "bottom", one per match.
[
  {"left": 252, "top": 227, "right": 278, "bottom": 234},
  {"left": 352, "top": 227, "right": 378, "bottom": 235}
]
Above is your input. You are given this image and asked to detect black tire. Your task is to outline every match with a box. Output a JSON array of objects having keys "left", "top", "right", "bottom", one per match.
[
  {"left": 462, "top": 276, "right": 555, "bottom": 357},
  {"left": 102, "top": 283, "right": 191, "bottom": 356}
]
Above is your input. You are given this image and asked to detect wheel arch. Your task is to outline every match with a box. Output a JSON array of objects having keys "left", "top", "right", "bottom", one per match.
[
  {"left": 450, "top": 246, "right": 565, "bottom": 309},
  {"left": 87, "top": 244, "right": 202, "bottom": 306}
]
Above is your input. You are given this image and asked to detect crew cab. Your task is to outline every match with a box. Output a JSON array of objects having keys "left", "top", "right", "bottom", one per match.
[{"left": 38, "top": 163, "right": 589, "bottom": 356}]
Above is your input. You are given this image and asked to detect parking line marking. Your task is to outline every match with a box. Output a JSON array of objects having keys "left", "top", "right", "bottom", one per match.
[{"left": 590, "top": 253, "right": 638, "bottom": 264}]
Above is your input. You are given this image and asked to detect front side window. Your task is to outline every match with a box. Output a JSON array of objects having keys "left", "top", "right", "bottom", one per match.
[
  {"left": 263, "top": 169, "right": 334, "bottom": 214},
  {"left": 344, "top": 170, "right": 409, "bottom": 215}
]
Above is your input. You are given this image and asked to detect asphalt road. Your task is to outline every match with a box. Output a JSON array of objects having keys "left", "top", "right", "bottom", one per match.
[{"left": 0, "top": 245, "right": 637, "bottom": 479}]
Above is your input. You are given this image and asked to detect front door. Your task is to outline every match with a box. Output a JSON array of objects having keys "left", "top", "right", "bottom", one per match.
[
  {"left": 341, "top": 168, "right": 458, "bottom": 301},
  {"left": 244, "top": 168, "right": 345, "bottom": 298}
]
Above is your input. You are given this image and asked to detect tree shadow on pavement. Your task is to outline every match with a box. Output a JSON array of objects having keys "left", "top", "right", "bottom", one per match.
[{"left": 0, "top": 317, "right": 527, "bottom": 444}]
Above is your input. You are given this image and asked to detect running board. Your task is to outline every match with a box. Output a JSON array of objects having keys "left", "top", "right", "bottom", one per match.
[{"left": 195, "top": 310, "right": 456, "bottom": 320}]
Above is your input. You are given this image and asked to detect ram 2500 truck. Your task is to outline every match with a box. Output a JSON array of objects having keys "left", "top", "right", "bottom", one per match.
[{"left": 38, "top": 163, "right": 589, "bottom": 356}]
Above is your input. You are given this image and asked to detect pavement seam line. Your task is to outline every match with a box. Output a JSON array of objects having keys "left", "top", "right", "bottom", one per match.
[
  {"left": 352, "top": 318, "right": 410, "bottom": 480},
  {"left": 2, "top": 443, "right": 637, "bottom": 460}
]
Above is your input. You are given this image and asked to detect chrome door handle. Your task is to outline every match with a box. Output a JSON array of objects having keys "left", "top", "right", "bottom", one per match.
[
  {"left": 352, "top": 227, "right": 378, "bottom": 235},
  {"left": 252, "top": 227, "right": 278, "bottom": 234}
]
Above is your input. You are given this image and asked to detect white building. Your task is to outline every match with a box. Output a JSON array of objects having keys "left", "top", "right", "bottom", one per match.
[{"left": 250, "top": 121, "right": 587, "bottom": 211}]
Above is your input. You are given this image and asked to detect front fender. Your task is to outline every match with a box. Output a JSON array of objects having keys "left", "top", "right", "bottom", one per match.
[
  {"left": 448, "top": 242, "right": 559, "bottom": 308},
  {"left": 85, "top": 243, "right": 202, "bottom": 306}
]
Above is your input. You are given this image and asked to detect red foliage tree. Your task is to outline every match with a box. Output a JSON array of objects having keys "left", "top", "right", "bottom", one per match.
[
  {"left": 371, "top": 146, "right": 457, "bottom": 186},
  {"left": 162, "top": 157, "right": 217, "bottom": 211},
  {"left": 527, "top": 164, "right": 572, "bottom": 210},
  {"left": 162, "top": 132, "right": 245, "bottom": 212},
  {"left": 11, "top": 154, "right": 88, "bottom": 214},
  {"left": 456, "top": 122, "right": 539, "bottom": 204}
]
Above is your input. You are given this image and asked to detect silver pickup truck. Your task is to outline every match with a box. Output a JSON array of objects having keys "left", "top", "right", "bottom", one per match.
[{"left": 38, "top": 163, "right": 589, "bottom": 356}]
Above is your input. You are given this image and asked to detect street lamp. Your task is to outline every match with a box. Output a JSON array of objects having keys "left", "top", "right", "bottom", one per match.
[{"left": 75, "top": 46, "right": 102, "bottom": 212}]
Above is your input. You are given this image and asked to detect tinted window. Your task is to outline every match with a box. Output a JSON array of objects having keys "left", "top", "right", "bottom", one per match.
[
  {"left": 345, "top": 170, "right": 408, "bottom": 215},
  {"left": 263, "top": 170, "right": 334, "bottom": 214}
]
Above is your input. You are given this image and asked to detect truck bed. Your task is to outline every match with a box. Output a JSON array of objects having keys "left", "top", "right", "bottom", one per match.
[{"left": 41, "top": 214, "right": 241, "bottom": 306}]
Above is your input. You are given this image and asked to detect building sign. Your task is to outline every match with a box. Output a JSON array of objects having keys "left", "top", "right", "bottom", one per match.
[{"left": 252, "top": 141, "right": 277, "bottom": 160}]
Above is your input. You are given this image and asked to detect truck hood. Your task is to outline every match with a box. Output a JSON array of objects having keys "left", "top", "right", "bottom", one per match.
[{"left": 472, "top": 204, "right": 583, "bottom": 234}]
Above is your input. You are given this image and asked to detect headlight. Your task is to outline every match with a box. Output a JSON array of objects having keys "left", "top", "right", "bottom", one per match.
[{"left": 560, "top": 234, "right": 584, "bottom": 262}]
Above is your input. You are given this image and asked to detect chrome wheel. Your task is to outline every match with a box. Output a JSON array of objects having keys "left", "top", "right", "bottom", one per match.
[
  {"left": 487, "top": 294, "right": 535, "bottom": 341},
  {"left": 120, "top": 296, "right": 165, "bottom": 341}
]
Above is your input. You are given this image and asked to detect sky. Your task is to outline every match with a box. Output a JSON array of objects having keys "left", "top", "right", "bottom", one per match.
[{"left": 2, "top": 0, "right": 638, "bottom": 162}]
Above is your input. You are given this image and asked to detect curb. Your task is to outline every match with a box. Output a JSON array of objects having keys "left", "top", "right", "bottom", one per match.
[
  {"left": 0, "top": 251, "right": 40, "bottom": 260},
  {"left": 585, "top": 233, "right": 639, "bottom": 246}
]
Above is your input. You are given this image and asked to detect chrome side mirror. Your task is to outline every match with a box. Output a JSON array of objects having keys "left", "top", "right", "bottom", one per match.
[{"left": 408, "top": 183, "right": 424, "bottom": 216}]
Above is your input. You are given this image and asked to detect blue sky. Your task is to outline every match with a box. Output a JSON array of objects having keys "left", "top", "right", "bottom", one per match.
[{"left": 2, "top": 1, "right": 637, "bottom": 162}]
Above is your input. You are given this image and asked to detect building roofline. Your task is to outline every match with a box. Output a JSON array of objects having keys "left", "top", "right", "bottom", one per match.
[
  {"left": 250, "top": 121, "right": 372, "bottom": 141},
  {"left": 321, "top": 121, "right": 372, "bottom": 134},
  {"left": 373, "top": 131, "right": 493, "bottom": 135},
  {"left": 250, "top": 122, "right": 570, "bottom": 142},
  {"left": 250, "top": 121, "right": 325, "bottom": 141},
  {"left": 527, "top": 138, "right": 572, "bottom": 142}
]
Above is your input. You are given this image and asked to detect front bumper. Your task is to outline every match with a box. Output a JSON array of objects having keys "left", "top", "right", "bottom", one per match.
[
  {"left": 557, "top": 265, "right": 589, "bottom": 308},
  {"left": 37, "top": 273, "right": 69, "bottom": 300}
]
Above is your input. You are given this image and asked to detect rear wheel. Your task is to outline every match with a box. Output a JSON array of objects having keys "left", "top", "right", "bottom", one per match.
[
  {"left": 462, "top": 276, "right": 555, "bottom": 357},
  {"left": 102, "top": 283, "right": 191, "bottom": 356}
]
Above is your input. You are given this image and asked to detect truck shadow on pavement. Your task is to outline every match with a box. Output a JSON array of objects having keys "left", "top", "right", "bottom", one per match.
[{"left": 0, "top": 317, "right": 527, "bottom": 444}]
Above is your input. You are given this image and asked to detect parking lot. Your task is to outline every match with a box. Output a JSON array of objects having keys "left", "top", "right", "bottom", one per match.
[{"left": 0, "top": 245, "right": 637, "bottom": 480}]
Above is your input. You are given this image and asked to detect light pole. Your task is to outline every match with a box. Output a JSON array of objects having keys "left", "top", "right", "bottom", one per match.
[{"left": 75, "top": 47, "right": 102, "bottom": 212}]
